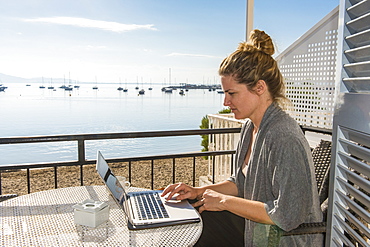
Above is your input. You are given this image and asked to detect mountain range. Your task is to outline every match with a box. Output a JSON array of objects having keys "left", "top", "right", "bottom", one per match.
[
  {"left": 0, "top": 73, "right": 31, "bottom": 83},
  {"left": 0, "top": 73, "right": 79, "bottom": 84}
]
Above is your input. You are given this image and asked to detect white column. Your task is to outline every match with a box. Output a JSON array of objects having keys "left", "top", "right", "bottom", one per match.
[{"left": 246, "top": 0, "right": 254, "bottom": 41}]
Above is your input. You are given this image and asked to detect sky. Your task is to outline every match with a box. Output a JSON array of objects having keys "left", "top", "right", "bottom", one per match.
[{"left": 0, "top": 0, "right": 339, "bottom": 85}]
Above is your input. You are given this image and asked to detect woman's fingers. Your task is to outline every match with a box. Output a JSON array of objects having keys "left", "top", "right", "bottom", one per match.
[{"left": 161, "top": 183, "right": 190, "bottom": 200}]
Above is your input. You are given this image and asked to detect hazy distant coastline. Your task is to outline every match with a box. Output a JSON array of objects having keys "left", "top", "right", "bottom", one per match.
[{"left": 0, "top": 72, "right": 126, "bottom": 84}]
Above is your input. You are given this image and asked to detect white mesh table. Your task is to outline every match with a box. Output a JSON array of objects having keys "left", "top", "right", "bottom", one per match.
[{"left": 0, "top": 186, "right": 202, "bottom": 246}]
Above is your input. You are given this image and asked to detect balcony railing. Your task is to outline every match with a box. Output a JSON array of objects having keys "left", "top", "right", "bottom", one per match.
[
  {"left": 0, "top": 126, "right": 331, "bottom": 196},
  {"left": 0, "top": 128, "right": 241, "bottom": 195}
]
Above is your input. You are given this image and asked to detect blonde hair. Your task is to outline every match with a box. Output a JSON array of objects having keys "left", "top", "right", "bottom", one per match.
[{"left": 219, "top": 29, "right": 290, "bottom": 109}]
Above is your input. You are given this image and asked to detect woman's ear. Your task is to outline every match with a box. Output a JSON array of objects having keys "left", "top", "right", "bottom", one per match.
[{"left": 255, "top": 80, "right": 267, "bottom": 95}]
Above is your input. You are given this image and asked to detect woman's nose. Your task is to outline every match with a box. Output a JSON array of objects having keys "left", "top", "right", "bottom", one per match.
[{"left": 223, "top": 96, "right": 230, "bottom": 106}]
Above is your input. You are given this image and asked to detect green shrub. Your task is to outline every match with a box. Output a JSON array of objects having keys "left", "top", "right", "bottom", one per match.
[
  {"left": 199, "top": 108, "right": 231, "bottom": 157},
  {"left": 199, "top": 116, "right": 209, "bottom": 152}
]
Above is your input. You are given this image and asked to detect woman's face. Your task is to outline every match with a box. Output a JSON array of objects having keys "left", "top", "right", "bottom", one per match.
[{"left": 221, "top": 75, "right": 260, "bottom": 120}]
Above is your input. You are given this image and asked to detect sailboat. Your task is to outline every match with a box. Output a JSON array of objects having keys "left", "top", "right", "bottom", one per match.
[
  {"left": 63, "top": 75, "right": 73, "bottom": 91},
  {"left": 74, "top": 80, "right": 80, "bottom": 89},
  {"left": 64, "top": 73, "right": 74, "bottom": 91},
  {"left": 165, "top": 68, "right": 173, "bottom": 93},
  {"left": 135, "top": 77, "right": 139, "bottom": 90},
  {"left": 117, "top": 78, "right": 123, "bottom": 91},
  {"left": 122, "top": 79, "right": 128, "bottom": 92},
  {"left": 148, "top": 79, "right": 153, "bottom": 90},
  {"left": 138, "top": 77, "right": 145, "bottom": 95},
  {"left": 164, "top": 88, "right": 173, "bottom": 93},
  {"left": 48, "top": 78, "right": 55, "bottom": 89},
  {"left": 60, "top": 75, "right": 68, "bottom": 89},
  {"left": 93, "top": 76, "right": 98, "bottom": 90},
  {"left": 39, "top": 77, "right": 45, "bottom": 89},
  {"left": 0, "top": 84, "right": 7, "bottom": 92}
]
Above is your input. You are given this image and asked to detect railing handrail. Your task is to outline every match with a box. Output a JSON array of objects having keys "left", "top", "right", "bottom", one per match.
[
  {"left": 0, "top": 128, "right": 241, "bottom": 144},
  {"left": 0, "top": 128, "right": 242, "bottom": 167},
  {"left": 0, "top": 126, "right": 331, "bottom": 146},
  {"left": 300, "top": 125, "right": 332, "bottom": 135},
  {"left": 0, "top": 126, "right": 331, "bottom": 169}
]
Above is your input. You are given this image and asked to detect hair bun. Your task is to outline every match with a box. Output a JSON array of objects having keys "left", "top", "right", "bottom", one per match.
[{"left": 248, "top": 29, "right": 275, "bottom": 56}]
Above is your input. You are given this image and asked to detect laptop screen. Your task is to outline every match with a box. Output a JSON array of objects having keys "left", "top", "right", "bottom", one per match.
[{"left": 96, "top": 151, "right": 129, "bottom": 216}]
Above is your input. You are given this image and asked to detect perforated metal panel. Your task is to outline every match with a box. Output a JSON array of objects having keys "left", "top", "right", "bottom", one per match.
[
  {"left": 276, "top": 7, "right": 339, "bottom": 129},
  {"left": 326, "top": 0, "right": 370, "bottom": 246}
]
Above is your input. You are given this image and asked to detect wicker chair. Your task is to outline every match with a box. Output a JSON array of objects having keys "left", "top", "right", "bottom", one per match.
[{"left": 268, "top": 140, "right": 332, "bottom": 245}]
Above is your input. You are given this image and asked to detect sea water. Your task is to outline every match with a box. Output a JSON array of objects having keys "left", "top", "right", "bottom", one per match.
[{"left": 0, "top": 83, "right": 225, "bottom": 165}]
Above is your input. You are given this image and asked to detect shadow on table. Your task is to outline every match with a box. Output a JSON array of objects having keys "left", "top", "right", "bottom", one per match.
[{"left": 76, "top": 221, "right": 116, "bottom": 243}]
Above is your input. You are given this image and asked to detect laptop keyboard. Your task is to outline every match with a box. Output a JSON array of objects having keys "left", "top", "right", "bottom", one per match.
[{"left": 132, "top": 192, "right": 169, "bottom": 220}]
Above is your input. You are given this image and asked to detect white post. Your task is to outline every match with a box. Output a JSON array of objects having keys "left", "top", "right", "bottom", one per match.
[{"left": 246, "top": 0, "right": 254, "bottom": 41}]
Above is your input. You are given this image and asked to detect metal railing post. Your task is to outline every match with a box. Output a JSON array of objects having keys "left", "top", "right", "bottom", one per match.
[
  {"left": 151, "top": 160, "right": 154, "bottom": 190},
  {"left": 172, "top": 158, "right": 176, "bottom": 184},
  {"left": 77, "top": 139, "right": 85, "bottom": 164},
  {"left": 77, "top": 139, "right": 85, "bottom": 186}
]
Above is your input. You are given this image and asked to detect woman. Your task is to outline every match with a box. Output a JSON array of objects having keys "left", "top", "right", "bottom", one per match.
[{"left": 162, "top": 30, "right": 323, "bottom": 246}]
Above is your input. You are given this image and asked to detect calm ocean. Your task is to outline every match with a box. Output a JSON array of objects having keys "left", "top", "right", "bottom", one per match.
[{"left": 0, "top": 82, "right": 225, "bottom": 166}]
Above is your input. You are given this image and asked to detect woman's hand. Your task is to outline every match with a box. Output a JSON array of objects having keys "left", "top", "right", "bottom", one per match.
[
  {"left": 194, "top": 189, "right": 228, "bottom": 213},
  {"left": 161, "top": 182, "right": 202, "bottom": 201}
]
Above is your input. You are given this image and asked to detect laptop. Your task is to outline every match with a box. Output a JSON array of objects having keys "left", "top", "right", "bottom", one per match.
[{"left": 96, "top": 151, "right": 201, "bottom": 230}]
